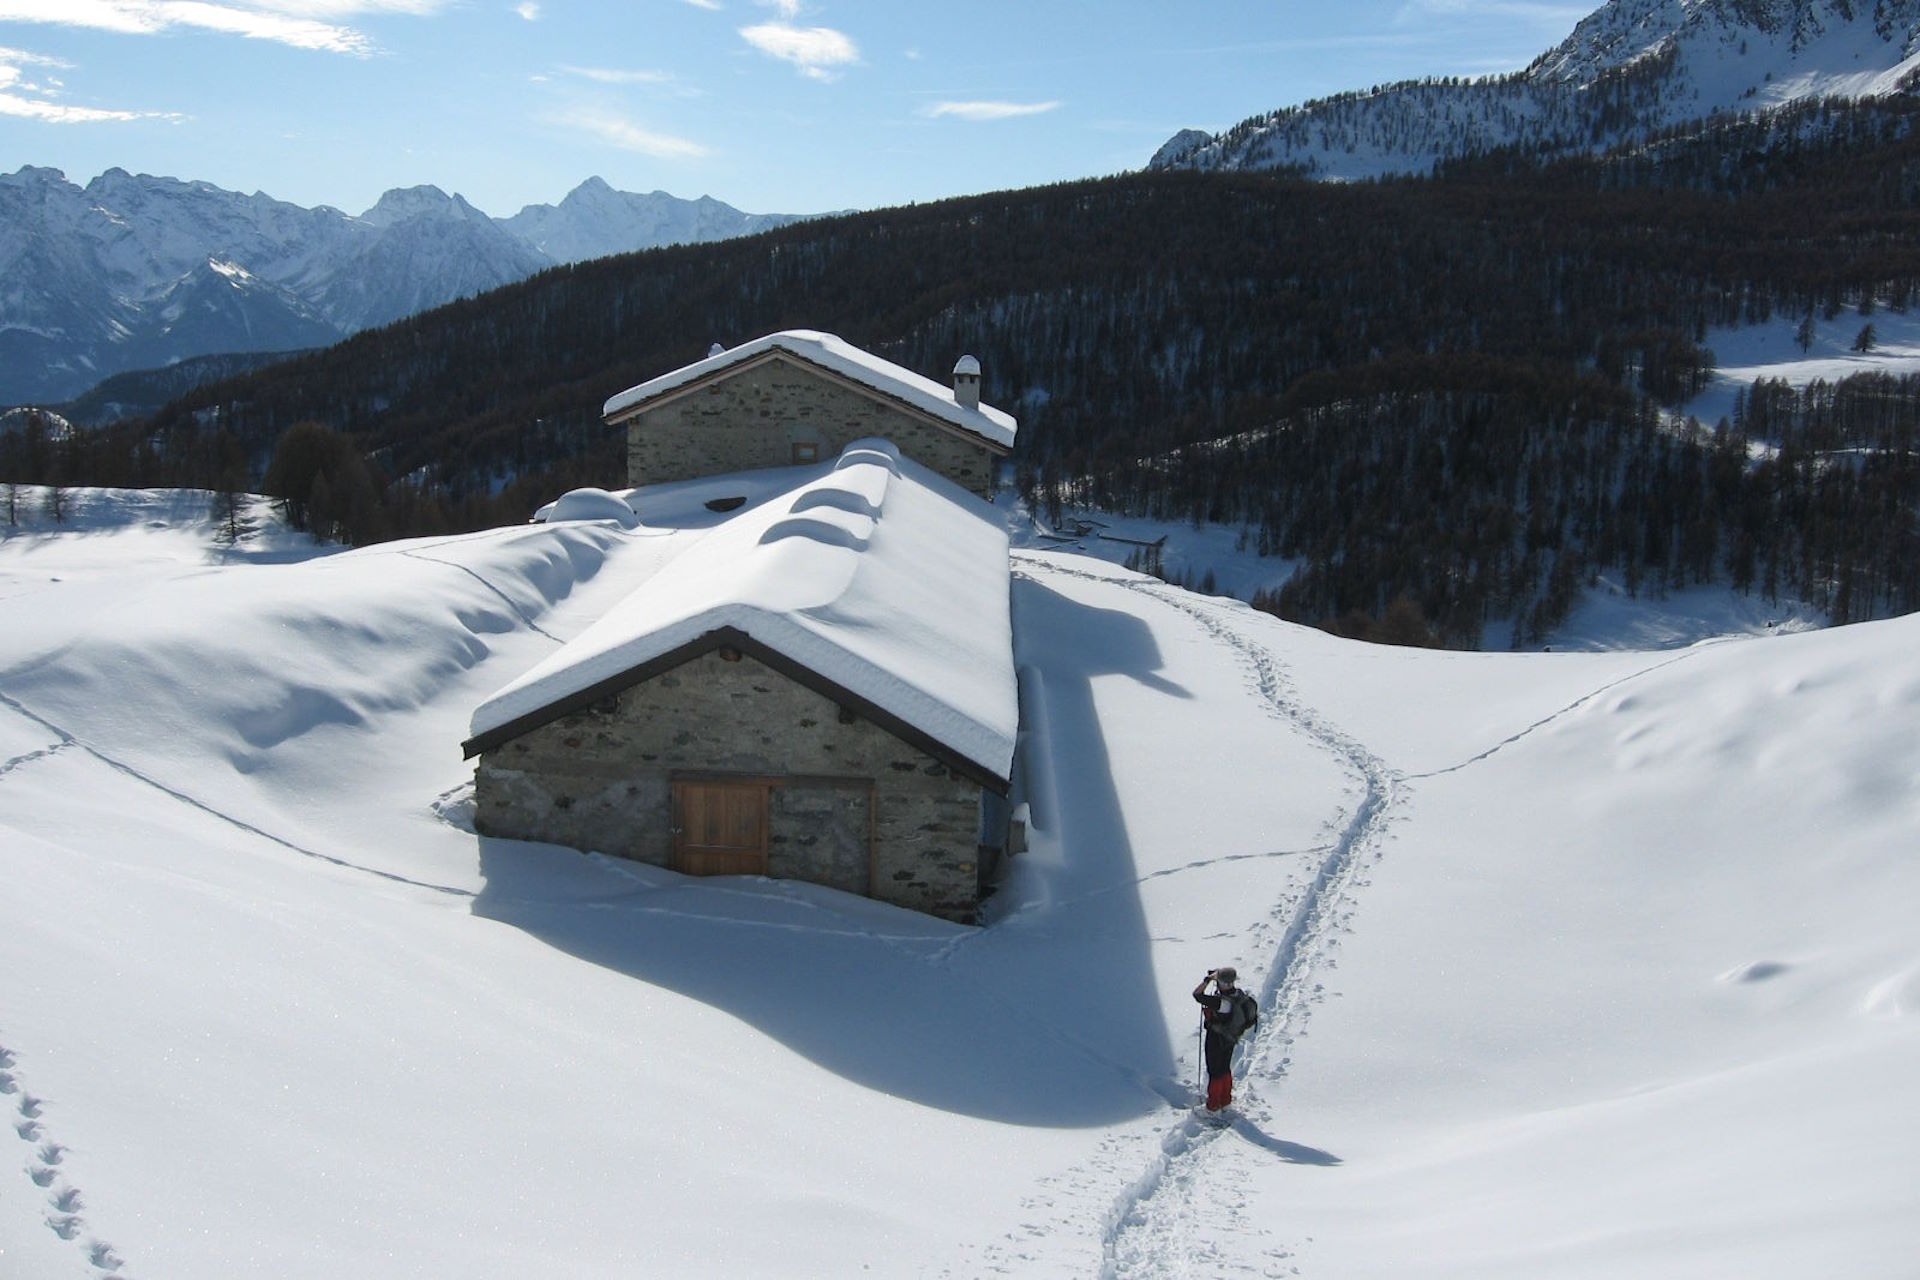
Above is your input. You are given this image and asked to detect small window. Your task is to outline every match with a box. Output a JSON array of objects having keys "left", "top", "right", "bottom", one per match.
[{"left": 791, "top": 441, "right": 820, "bottom": 464}]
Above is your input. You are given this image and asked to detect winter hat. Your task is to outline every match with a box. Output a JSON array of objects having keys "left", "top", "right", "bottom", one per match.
[{"left": 1215, "top": 966, "right": 1238, "bottom": 986}]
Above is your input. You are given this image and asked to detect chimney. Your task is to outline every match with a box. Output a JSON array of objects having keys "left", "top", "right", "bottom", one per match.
[{"left": 952, "top": 353, "right": 981, "bottom": 410}]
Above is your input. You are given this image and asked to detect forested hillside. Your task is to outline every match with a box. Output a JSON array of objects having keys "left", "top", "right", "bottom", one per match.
[{"left": 8, "top": 96, "right": 1920, "bottom": 643}]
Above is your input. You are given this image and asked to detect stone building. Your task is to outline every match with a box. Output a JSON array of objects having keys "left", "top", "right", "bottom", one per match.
[
  {"left": 463, "top": 440, "right": 1018, "bottom": 922},
  {"left": 604, "top": 330, "right": 1017, "bottom": 498}
]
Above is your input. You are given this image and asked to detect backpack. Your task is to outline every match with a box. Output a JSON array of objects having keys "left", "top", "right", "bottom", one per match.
[{"left": 1220, "top": 991, "right": 1258, "bottom": 1043}]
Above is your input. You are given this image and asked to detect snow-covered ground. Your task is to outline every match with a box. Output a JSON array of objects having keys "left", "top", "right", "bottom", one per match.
[
  {"left": 1683, "top": 306, "right": 1920, "bottom": 432},
  {"left": 1005, "top": 500, "right": 1299, "bottom": 607},
  {"left": 2, "top": 484, "right": 1915, "bottom": 1278}
]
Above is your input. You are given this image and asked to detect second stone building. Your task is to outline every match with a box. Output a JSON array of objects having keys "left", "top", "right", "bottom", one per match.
[{"left": 604, "top": 329, "right": 1017, "bottom": 499}]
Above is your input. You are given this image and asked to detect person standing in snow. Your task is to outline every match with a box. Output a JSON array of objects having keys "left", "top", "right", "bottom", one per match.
[{"left": 1193, "top": 966, "right": 1257, "bottom": 1112}]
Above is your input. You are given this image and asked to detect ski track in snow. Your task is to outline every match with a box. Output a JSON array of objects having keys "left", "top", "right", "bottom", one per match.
[
  {"left": 1406, "top": 647, "right": 1701, "bottom": 780},
  {"left": 0, "top": 687, "right": 474, "bottom": 900},
  {"left": 394, "top": 547, "right": 565, "bottom": 643},
  {"left": 1030, "top": 845, "right": 1334, "bottom": 917},
  {"left": 0, "top": 1040, "right": 129, "bottom": 1276}
]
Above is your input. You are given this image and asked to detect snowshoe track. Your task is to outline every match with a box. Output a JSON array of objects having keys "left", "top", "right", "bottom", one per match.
[
  {"left": 1099, "top": 579, "right": 1397, "bottom": 1279},
  {"left": 1012, "top": 560, "right": 1400, "bottom": 1278}
]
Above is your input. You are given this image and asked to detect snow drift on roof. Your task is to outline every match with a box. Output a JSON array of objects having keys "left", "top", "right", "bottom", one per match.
[
  {"left": 534, "top": 487, "right": 640, "bottom": 527},
  {"left": 469, "top": 439, "right": 1017, "bottom": 782},
  {"left": 601, "top": 329, "right": 1018, "bottom": 451}
]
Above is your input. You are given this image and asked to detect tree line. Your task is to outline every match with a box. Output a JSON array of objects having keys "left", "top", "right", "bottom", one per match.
[{"left": 1052, "top": 357, "right": 1919, "bottom": 645}]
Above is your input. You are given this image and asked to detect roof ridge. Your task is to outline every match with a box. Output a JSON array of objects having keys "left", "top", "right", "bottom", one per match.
[{"left": 601, "top": 330, "right": 1017, "bottom": 451}]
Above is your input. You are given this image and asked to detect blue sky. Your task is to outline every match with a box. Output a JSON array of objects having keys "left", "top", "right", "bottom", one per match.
[{"left": 0, "top": 1, "right": 1594, "bottom": 217}]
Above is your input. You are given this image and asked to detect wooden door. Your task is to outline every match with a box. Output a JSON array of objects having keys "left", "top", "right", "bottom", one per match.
[{"left": 672, "top": 779, "right": 769, "bottom": 877}]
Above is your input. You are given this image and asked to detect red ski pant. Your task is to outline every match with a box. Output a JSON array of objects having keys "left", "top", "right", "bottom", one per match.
[{"left": 1203, "top": 1029, "right": 1235, "bottom": 1110}]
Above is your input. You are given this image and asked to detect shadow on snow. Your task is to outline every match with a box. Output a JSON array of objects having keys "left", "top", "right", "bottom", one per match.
[
  {"left": 1227, "top": 1114, "right": 1342, "bottom": 1165},
  {"left": 469, "top": 575, "right": 1181, "bottom": 1128}
]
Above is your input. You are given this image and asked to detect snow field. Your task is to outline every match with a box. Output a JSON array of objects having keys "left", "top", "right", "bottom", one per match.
[
  {"left": 2, "top": 486, "right": 1915, "bottom": 1277},
  {"left": 1218, "top": 611, "right": 1920, "bottom": 1278}
]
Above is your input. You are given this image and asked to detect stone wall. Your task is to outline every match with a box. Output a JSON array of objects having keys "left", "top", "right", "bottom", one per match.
[
  {"left": 624, "top": 357, "right": 1000, "bottom": 497},
  {"left": 472, "top": 648, "right": 994, "bottom": 921}
]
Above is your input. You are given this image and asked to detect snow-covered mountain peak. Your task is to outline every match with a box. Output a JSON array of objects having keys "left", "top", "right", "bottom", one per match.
[
  {"left": 566, "top": 175, "right": 619, "bottom": 200},
  {"left": 1150, "top": 0, "right": 1920, "bottom": 180},
  {"left": 0, "top": 164, "right": 67, "bottom": 190},
  {"left": 497, "top": 180, "right": 803, "bottom": 266},
  {"left": 83, "top": 166, "right": 234, "bottom": 207},
  {"left": 360, "top": 184, "right": 471, "bottom": 228},
  {"left": 1148, "top": 129, "right": 1213, "bottom": 169},
  {"left": 543, "top": 176, "right": 636, "bottom": 217},
  {"left": 1532, "top": 0, "right": 1920, "bottom": 84}
]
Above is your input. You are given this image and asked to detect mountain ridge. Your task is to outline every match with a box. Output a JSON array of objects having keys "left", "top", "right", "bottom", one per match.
[
  {"left": 0, "top": 168, "right": 808, "bottom": 407},
  {"left": 1150, "top": 0, "right": 1920, "bottom": 177}
]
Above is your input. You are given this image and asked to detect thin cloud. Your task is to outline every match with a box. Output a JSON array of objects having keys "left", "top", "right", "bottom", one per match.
[
  {"left": 545, "top": 106, "right": 709, "bottom": 158},
  {"left": 0, "top": 46, "right": 178, "bottom": 122},
  {"left": 559, "top": 64, "right": 674, "bottom": 86},
  {"left": 1391, "top": 0, "right": 1590, "bottom": 26},
  {"left": 683, "top": 0, "right": 721, "bottom": 8},
  {"left": 924, "top": 99, "right": 1060, "bottom": 122},
  {"left": 245, "top": 2, "right": 443, "bottom": 14},
  {"left": 514, "top": 1, "right": 538, "bottom": 19},
  {"left": 739, "top": 20, "right": 857, "bottom": 80},
  {"left": 0, "top": 1, "right": 450, "bottom": 56}
]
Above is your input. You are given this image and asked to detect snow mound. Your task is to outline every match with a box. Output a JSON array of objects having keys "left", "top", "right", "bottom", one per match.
[{"left": 534, "top": 487, "right": 640, "bottom": 527}]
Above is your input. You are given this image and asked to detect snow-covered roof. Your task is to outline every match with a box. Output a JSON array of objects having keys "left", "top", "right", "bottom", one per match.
[
  {"left": 465, "top": 439, "right": 1017, "bottom": 787},
  {"left": 602, "top": 329, "right": 1018, "bottom": 452}
]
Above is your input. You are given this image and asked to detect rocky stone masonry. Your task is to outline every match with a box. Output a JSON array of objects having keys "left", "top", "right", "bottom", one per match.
[
  {"left": 625, "top": 357, "right": 1000, "bottom": 497},
  {"left": 473, "top": 649, "right": 993, "bottom": 921}
]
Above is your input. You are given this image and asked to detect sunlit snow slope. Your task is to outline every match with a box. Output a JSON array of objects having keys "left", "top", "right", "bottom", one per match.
[{"left": 1, "top": 483, "right": 1914, "bottom": 1278}]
